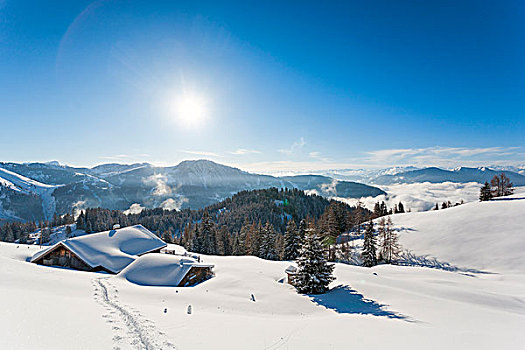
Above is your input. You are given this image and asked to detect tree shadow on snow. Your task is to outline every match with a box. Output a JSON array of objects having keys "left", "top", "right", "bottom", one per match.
[{"left": 309, "top": 285, "right": 413, "bottom": 321}]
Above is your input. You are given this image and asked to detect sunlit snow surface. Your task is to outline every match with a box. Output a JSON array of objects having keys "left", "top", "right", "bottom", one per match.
[{"left": 1, "top": 196, "right": 525, "bottom": 349}]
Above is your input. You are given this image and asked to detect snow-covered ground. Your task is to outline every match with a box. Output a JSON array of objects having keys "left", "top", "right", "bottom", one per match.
[{"left": 1, "top": 197, "right": 524, "bottom": 349}]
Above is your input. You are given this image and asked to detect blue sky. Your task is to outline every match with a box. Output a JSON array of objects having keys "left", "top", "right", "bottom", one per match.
[{"left": 0, "top": 0, "right": 523, "bottom": 172}]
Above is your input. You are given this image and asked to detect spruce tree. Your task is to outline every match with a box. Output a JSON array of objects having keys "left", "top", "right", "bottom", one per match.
[
  {"left": 479, "top": 182, "right": 492, "bottom": 201},
  {"left": 283, "top": 220, "right": 300, "bottom": 260},
  {"left": 298, "top": 219, "right": 307, "bottom": 243},
  {"left": 259, "top": 222, "right": 278, "bottom": 260},
  {"left": 361, "top": 220, "right": 377, "bottom": 267},
  {"left": 294, "top": 227, "right": 335, "bottom": 294},
  {"left": 236, "top": 219, "right": 250, "bottom": 255},
  {"left": 5, "top": 225, "right": 14, "bottom": 243},
  {"left": 65, "top": 225, "right": 72, "bottom": 238}
]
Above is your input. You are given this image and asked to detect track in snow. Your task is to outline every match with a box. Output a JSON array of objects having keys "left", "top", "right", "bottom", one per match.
[{"left": 93, "top": 278, "right": 176, "bottom": 350}]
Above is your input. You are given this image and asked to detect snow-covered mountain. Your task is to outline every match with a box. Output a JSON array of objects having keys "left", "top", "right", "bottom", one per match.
[
  {"left": 0, "top": 160, "right": 385, "bottom": 221},
  {"left": 372, "top": 166, "right": 525, "bottom": 185},
  {"left": 0, "top": 167, "right": 58, "bottom": 221}
]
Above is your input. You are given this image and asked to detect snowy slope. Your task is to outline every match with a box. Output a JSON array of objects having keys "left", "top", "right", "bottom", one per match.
[
  {"left": 0, "top": 167, "right": 58, "bottom": 220},
  {"left": 393, "top": 196, "right": 525, "bottom": 273},
  {"left": 1, "top": 198, "right": 524, "bottom": 349}
]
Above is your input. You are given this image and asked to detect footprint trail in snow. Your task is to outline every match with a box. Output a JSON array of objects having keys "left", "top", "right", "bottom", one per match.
[{"left": 93, "top": 278, "right": 176, "bottom": 350}]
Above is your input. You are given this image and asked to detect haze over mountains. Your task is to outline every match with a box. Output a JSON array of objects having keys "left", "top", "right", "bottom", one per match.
[
  {"left": 0, "top": 160, "right": 384, "bottom": 222},
  {"left": 1, "top": 159, "right": 524, "bottom": 223},
  {"left": 322, "top": 166, "right": 525, "bottom": 184}
]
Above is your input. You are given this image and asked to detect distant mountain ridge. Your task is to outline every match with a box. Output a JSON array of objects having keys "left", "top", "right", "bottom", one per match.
[
  {"left": 372, "top": 166, "right": 525, "bottom": 185},
  {"left": 0, "top": 160, "right": 385, "bottom": 222}
]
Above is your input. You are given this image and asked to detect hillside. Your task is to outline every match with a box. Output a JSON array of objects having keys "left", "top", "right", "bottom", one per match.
[
  {"left": 0, "top": 160, "right": 385, "bottom": 222},
  {"left": 393, "top": 190, "right": 525, "bottom": 273},
  {"left": 1, "top": 196, "right": 524, "bottom": 349}
]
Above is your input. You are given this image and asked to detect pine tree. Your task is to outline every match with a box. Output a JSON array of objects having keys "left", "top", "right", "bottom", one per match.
[
  {"left": 373, "top": 202, "right": 382, "bottom": 218},
  {"left": 161, "top": 230, "right": 173, "bottom": 243},
  {"left": 259, "top": 222, "right": 278, "bottom": 260},
  {"left": 5, "top": 225, "right": 14, "bottom": 243},
  {"left": 274, "top": 233, "right": 284, "bottom": 260},
  {"left": 361, "top": 220, "right": 377, "bottom": 267},
  {"left": 298, "top": 219, "right": 307, "bottom": 243},
  {"left": 283, "top": 220, "right": 300, "bottom": 260},
  {"left": 322, "top": 206, "right": 340, "bottom": 261},
  {"left": 192, "top": 225, "right": 202, "bottom": 252},
  {"left": 65, "top": 225, "right": 72, "bottom": 238},
  {"left": 479, "top": 182, "right": 492, "bottom": 201},
  {"left": 235, "top": 219, "right": 250, "bottom": 255},
  {"left": 200, "top": 210, "right": 217, "bottom": 255},
  {"left": 294, "top": 227, "right": 335, "bottom": 294},
  {"left": 249, "top": 222, "right": 262, "bottom": 257}
]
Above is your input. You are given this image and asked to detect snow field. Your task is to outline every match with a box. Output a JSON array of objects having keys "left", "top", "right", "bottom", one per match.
[{"left": 1, "top": 197, "right": 525, "bottom": 349}]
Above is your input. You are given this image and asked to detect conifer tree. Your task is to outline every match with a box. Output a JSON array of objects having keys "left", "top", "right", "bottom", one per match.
[
  {"left": 192, "top": 225, "right": 202, "bottom": 252},
  {"left": 235, "top": 219, "right": 250, "bottom": 255},
  {"left": 249, "top": 222, "right": 262, "bottom": 257},
  {"left": 65, "top": 225, "right": 72, "bottom": 238},
  {"left": 283, "top": 220, "right": 300, "bottom": 260},
  {"left": 479, "top": 182, "right": 492, "bottom": 201},
  {"left": 361, "top": 220, "right": 377, "bottom": 267},
  {"left": 294, "top": 227, "right": 335, "bottom": 294},
  {"left": 200, "top": 210, "right": 217, "bottom": 255},
  {"left": 298, "top": 219, "right": 307, "bottom": 243},
  {"left": 274, "top": 233, "right": 284, "bottom": 260},
  {"left": 259, "top": 222, "right": 278, "bottom": 260},
  {"left": 5, "top": 224, "right": 14, "bottom": 242}
]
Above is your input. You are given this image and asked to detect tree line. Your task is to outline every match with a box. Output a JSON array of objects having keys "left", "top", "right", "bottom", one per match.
[{"left": 480, "top": 173, "right": 513, "bottom": 201}]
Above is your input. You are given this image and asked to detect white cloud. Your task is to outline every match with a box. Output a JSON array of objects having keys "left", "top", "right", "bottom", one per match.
[
  {"left": 161, "top": 197, "right": 188, "bottom": 211},
  {"left": 123, "top": 203, "right": 145, "bottom": 215},
  {"left": 99, "top": 153, "right": 151, "bottom": 161},
  {"left": 365, "top": 146, "right": 524, "bottom": 167},
  {"left": 334, "top": 182, "right": 482, "bottom": 212},
  {"left": 180, "top": 150, "right": 221, "bottom": 157},
  {"left": 230, "top": 148, "right": 261, "bottom": 155},
  {"left": 279, "top": 137, "right": 306, "bottom": 155},
  {"left": 144, "top": 174, "right": 171, "bottom": 196}
]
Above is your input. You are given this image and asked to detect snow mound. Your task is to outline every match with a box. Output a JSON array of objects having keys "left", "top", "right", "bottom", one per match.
[
  {"left": 118, "top": 254, "right": 210, "bottom": 287},
  {"left": 31, "top": 225, "right": 166, "bottom": 273}
]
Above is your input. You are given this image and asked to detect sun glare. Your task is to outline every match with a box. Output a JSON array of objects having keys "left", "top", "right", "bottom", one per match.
[{"left": 175, "top": 94, "right": 207, "bottom": 128}]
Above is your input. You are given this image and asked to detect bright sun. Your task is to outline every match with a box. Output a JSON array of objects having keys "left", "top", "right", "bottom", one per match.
[{"left": 175, "top": 94, "right": 207, "bottom": 128}]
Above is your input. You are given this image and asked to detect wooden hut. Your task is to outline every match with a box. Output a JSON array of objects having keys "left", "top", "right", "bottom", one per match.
[{"left": 31, "top": 225, "right": 166, "bottom": 274}]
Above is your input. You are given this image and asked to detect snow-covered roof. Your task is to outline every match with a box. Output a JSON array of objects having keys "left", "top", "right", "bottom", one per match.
[
  {"left": 118, "top": 254, "right": 214, "bottom": 287},
  {"left": 31, "top": 225, "right": 166, "bottom": 273},
  {"left": 285, "top": 265, "right": 297, "bottom": 274}
]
